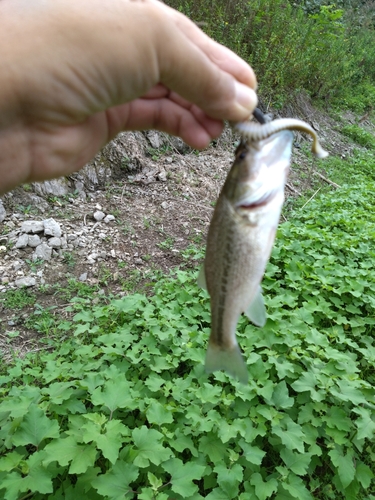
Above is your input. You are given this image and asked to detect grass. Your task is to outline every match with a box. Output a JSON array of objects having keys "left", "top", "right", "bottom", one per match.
[{"left": 3, "top": 289, "right": 36, "bottom": 310}]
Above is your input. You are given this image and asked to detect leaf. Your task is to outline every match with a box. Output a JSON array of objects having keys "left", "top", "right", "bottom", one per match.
[
  {"left": 214, "top": 463, "right": 243, "bottom": 499},
  {"left": 81, "top": 418, "right": 128, "bottom": 464},
  {"left": 196, "top": 383, "right": 222, "bottom": 404},
  {"left": 281, "top": 472, "right": 314, "bottom": 500},
  {"left": 272, "top": 421, "right": 306, "bottom": 453},
  {"left": 90, "top": 379, "right": 136, "bottom": 413},
  {"left": 280, "top": 448, "right": 312, "bottom": 476},
  {"left": 270, "top": 381, "right": 294, "bottom": 409},
  {"left": 198, "top": 433, "right": 227, "bottom": 462},
  {"left": 170, "top": 429, "right": 198, "bottom": 457},
  {"left": 132, "top": 426, "right": 172, "bottom": 467},
  {"left": 206, "top": 488, "right": 231, "bottom": 500},
  {"left": 250, "top": 473, "right": 278, "bottom": 500},
  {"left": 146, "top": 400, "right": 174, "bottom": 425},
  {"left": 353, "top": 407, "right": 375, "bottom": 440},
  {"left": 355, "top": 462, "right": 374, "bottom": 489},
  {"left": 329, "top": 447, "right": 355, "bottom": 489},
  {"left": 0, "top": 451, "right": 53, "bottom": 500},
  {"left": 42, "top": 382, "right": 76, "bottom": 404},
  {"left": 238, "top": 440, "right": 266, "bottom": 466},
  {"left": 0, "top": 385, "right": 41, "bottom": 418},
  {"left": 92, "top": 460, "right": 139, "bottom": 500},
  {"left": 291, "top": 372, "right": 323, "bottom": 402},
  {"left": 44, "top": 436, "right": 97, "bottom": 474},
  {"left": 163, "top": 457, "right": 206, "bottom": 498},
  {"left": 12, "top": 404, "right": 60, "bottom": 447},
  {"left": 323, "top": 406, "right": 352, "bottom": 431},
  {"left": 330, "top": 380, "right": 367, "bottom": 405},
  {"left": 0, "top": 451, "right": 24, "bottom": 472},
  {"left": 147, "top": 471, "right": 163, "bottom": 490}
]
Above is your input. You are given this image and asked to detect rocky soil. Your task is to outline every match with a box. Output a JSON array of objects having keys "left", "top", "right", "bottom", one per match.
[{"left": 0, "top": 103, "right": 365, "bottom": 359}]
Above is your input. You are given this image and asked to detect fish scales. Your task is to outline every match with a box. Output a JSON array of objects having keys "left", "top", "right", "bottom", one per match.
[
  {"left": 198, "top": 116, "right": 328, "bottom": 384},
  {"left": 198, "top": 131, "right": 294, "bottom": 383}
]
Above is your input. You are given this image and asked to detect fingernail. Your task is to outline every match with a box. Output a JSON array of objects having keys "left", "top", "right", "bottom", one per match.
[{"left": 235, "top": 82, "right": 258, "bottom": 112}]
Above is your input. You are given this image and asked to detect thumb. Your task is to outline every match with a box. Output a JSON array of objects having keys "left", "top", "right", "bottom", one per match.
[{"left": 152, "top": 1, "right": 258, "bottom": 121}]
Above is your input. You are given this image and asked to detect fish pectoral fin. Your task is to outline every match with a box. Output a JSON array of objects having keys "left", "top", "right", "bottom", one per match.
[
  {"left": 197, "top": 264, "right": 207, "bottom": 290},
  {"left": 244, "top": 286, "right": 266, "bottom": 327},
  {"left": 205, "top": 341, "right": 248, "bottom": 384}
]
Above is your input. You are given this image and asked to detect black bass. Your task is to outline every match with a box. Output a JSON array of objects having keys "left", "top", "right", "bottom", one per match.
[{"left": 198, "top": 117, "right": 328, "bottom": 383}]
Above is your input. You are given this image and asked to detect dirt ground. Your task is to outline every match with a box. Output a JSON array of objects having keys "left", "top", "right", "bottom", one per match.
[{"left": 0, "top": 104, "right": 366, "bottom": 360}]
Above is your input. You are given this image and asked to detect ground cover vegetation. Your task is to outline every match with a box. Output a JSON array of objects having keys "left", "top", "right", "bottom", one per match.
[
  {"left": 1, "top": 148, "right": 375, "bottom": 499},
  {"left": 1, "top": 1, "right": 375, "bottom": 499}
]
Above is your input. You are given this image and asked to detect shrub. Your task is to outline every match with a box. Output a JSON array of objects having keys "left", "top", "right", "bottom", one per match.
[{"left": 165, "top": 0, "right": 375, "bottom": 108}]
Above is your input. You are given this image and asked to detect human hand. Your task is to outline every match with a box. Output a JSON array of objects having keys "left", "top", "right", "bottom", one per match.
[{"left": 0, "top": 0, "right": 257, "bottom": 193}]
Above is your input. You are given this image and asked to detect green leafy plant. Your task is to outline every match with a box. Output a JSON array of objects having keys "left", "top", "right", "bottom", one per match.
[
  {"left": 341, "top": 125, "right": 375, "bottom": 149},
  {"left": 157, "top": 236, "right": 175, "bottom": 251},
  {"left": 3, "top": 289, "right": 36, "bottom": 310},
  {"left": 1, "top": 172, "right": 375, "bottom": 498}
]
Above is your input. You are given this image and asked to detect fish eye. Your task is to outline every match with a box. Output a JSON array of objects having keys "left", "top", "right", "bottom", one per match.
[{"left": 238, "top": 150, "right": 247, "bottom": 160}]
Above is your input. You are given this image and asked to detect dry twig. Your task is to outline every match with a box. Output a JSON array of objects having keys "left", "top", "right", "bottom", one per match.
[
  {"left": 314, "top": 172, "right": 340, "bottom": 188},
  {"left": 300, "top": 187, "right": 322, "bottom": 210}
]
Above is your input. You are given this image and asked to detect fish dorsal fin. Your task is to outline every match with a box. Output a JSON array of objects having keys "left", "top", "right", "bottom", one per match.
[
  {"left": 244, "top": 286, "right": 266, "bottom": 327},
  {"left": 197, "top": 264, "right": 207, "bottom": 290}
]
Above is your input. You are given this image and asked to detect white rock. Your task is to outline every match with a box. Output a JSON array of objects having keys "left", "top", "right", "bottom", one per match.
[
  {"left": 21, "top": 220, "right": 44, "bottom": 234},
  {"left": 79, "top": 272, "right": 88, "bottom": 282},
  {"left": 33, "top": 178, "right": 69, "bottom": 197},
  {"left": 93, "top": 210, "right": 105, "bottom": 221},
  {"left": 28, "top": 234, "right": 42, "bottom": 247},
  {"left": 0, "top": 201, "right": 6, "bottom": 223},
  {"left": 161, "top": 201, "right": 168, "bottom": 209},
  {"left": 33, "top": 242, "right": 52, "bottom": 261},
  {"left": 60, "top": 236, "right": 67, "bottom": 248},
  {"left": 146, "top": 130, "right": 162, "bottom": 149},
  {"left": 157, "top": 170, "right": 167, "bottom": 182},
  {"left": 0, "top": 245, "right": 6, "bottom": 253},
  {"left": 15, "top": 277, "right": 36, "bottom": 288},
  {"left": 15, "top": 234, "right": 29, "bottom": 248},
  {"left": 104, "top": 214, "right": 115, "bottom": 223},
  {"left": 48, "top": 237, "right": 62, "bottom": 248},
  {"left": 43, "top": 218, "right": 62, "bottom": 238},
  {"left": 110, "top": 249, "right": 116, "bottom": 258},
  {"left": 95, "top": 203, "right": 102, "bottom": 211}
]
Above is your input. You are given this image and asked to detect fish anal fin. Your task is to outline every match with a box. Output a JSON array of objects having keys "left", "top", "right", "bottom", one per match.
[
  {"left": 197, "top": 264, "right": 207, "bottom": 290},
  {"left": 205, "top": 341, "right": 248, "bottom": 384},
  {"left": 244, "top": 286, "right": 266, "bottom": 327}
]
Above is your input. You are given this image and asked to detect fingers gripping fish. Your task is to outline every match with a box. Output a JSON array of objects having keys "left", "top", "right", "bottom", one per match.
[{"left": 198, "top": 111, "right": 328, "bottom": 384}]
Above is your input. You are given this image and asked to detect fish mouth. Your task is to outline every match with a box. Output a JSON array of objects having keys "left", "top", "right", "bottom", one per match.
[{"left": 237, "top": 189, "right": 278, "bottom": 209}]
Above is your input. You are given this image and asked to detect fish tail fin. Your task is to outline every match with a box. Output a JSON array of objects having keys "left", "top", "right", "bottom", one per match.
[{"left": 205, "top": 341, "right": 248, "bottom": 384}]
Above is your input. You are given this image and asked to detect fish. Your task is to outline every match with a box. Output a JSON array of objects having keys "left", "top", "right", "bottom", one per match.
[{"left": 198, "top": 116, "right": 328, "bottom": 383}]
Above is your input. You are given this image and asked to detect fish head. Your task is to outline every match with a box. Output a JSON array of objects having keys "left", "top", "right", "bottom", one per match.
[{"left": 223, "top": 130, "right": 294, "bottom": 213}]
